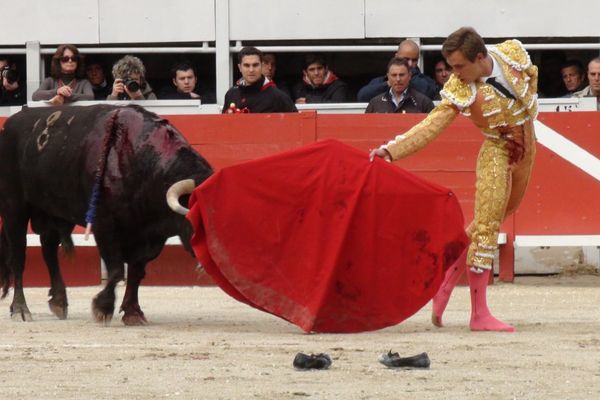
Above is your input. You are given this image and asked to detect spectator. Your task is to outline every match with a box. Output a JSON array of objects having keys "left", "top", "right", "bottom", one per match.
[
  {"left": 107, "top": 55, "right": 157, "bottom": 100},
  {"left": 572, "top": 57, "right": 600, "bottom": 110},
  {"left": 292, "top": 54, "right": 349, "bottom": 104},
  {"left": 365, "top": 57, "right": 434, "bottom": 114},
  {"left": 358, "top": 40, "right": 437, "bottom": 102},
  {"left": 262, "top": 53, "right": 291, "bottom": 97},
  {"left": 160, "top": 61, "right": 216, "bottom": 103},
  {"left": 538, "top": 50, "right": 566, "bottom": 98},
  {"left": 85, "top": 59, "right": 111, "bottom": 100},
  {"left": 0, "top": 56, "right": 25, "bottom": 106},
  {"left": 560, "top": 59, "right": 587, "bottom": 96},
  {"left": 32, "top": 44, "right": 94, "bottom": 105},
  {"left": 432, "top": 58, "right": 452, "bottom": 99},
  {"left": 222, "top": 46, "right": 296, "bottom": 113}
]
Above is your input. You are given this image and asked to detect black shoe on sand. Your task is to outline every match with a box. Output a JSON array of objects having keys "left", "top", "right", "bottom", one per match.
[
  {"left": 378, "top": 350, "right": 430, "bottom": 369},
  {"left": 293, "top": 352, "right": 332, "bottom": 370}
]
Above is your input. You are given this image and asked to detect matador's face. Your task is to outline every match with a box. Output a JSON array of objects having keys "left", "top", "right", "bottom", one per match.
[{"left": 446, "top": 50, "right": 485, "bottom": 84}]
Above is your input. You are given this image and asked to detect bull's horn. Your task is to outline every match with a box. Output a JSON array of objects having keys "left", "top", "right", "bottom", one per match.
[{"left": 166, "top": 179, "right": 195, "bottom": 215}]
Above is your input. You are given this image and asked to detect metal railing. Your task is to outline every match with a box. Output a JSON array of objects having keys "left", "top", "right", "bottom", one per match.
[{"left": 4, "top": 39, "right": 600, "bottom": 106}]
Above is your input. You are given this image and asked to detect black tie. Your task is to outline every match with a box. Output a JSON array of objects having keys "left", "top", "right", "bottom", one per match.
[{"left": 486, "top": 77, "right": 515, "bottom": 100}]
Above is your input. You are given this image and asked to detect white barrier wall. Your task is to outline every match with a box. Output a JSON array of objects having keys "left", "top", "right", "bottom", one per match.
[
  {"left": 3, "top": 0, "right": 600, "bottom": 46},
  {"left": 365, "top": 0, "right": 600, "bottom": 38},
  {"left": 98, "top": 0, "right": 215, "bottom": 43},
  {"left": 1, "top": 0, "right": 100, "bottom": 44},
  {"left": 229, "top": 0, "right": 365, "bottom": 40}
]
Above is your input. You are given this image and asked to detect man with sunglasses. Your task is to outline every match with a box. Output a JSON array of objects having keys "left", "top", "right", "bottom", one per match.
[{"left": 358, "top": 39, "right": 437, "bottom": 102}]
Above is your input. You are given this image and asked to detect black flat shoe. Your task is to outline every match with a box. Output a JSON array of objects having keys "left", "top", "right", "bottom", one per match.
[
  {"left": 293, "top": 352, "right": 332, "bottom": 370},
  {"left": 378, "top": 350, "right": 430, "bottom": 369}
]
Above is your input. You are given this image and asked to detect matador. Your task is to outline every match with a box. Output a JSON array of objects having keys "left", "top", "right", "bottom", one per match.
[{"left": 370, "top": 27, "right": 538, "bottom": 332}]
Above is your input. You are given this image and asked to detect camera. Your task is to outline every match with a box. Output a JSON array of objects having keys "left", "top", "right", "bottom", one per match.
[
  {"left": 121, "top": 78, "right": 140, "bottom": 93},
  {"left": 1, "top": 66, "right": 18, "bottom": 85}
]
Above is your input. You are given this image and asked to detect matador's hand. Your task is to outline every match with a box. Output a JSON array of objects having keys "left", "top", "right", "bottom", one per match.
[{"left": 369, "top": 148, "right": 392, "bottom": 163}]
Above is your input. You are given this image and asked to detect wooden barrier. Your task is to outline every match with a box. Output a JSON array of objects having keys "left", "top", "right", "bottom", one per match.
[{"left": 1, "top": 110, "right": 599, "bottom": 285}]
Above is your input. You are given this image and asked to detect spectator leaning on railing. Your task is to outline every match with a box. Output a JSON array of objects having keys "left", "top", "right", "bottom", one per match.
[
  {"left": 358, "top": 40, "right": 437, "bottom": 102},
  {"left": 159, "top": 61, "right": 216, "bottom": 103},
  {"left": 85, "top": 58, "right": 112, "bottom": 100},
  {"left": 107, "top": 55, "right": 157, "bottom": 101},
  {"left": 365, "top": 57, "right": 434, "bottom": 114},
  {"left": 32, "top": 44, "right": 94, "bottom": 105},
  {"left": 572, "top": 57, "right": 600, "bottom": 110},
  {"left": 560, "top": 59, "right": 587, "bottom": 97},
  {"left": 292, "top": 54, "right": 349, "bottom": 104},
  {"left": 0, "top": 56, "right": 25, "bottom": 106},
  {"left": 222, "top": 46, "right": 296, "bottom": 113}
]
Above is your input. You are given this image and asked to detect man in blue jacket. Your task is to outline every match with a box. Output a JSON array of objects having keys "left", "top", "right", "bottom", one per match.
[{"left": 358, "top": 39, "right": 437, "bottom": 102}]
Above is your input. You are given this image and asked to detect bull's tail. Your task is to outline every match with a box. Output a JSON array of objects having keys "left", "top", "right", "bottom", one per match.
[
  {"left": 85, "top": 109, "right": 121, "bottom": 238},
  {"left": 60, "top": 233, "right": 75, "bottom": 259},
  {"left": 0, "top": 220, "right": 11, "bottom": 299}
]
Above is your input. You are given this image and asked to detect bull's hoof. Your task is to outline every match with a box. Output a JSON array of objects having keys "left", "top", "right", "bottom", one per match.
[
  {"left": 10, "top": 304, "right": 33, "bottom": 322},
  {"left": 121, "top": 304, "right": 147, "bottom": 326},
  {"left": 48, "top": 288, "right": 68, "bottom": 320},
  {"left": 122, "top": 313, "right": 147, "bottom": 326},
  {"left": 92, "top": 308, "right": 113, "bottom": 324},
  {"left": 92, "top": 296, "right": 114, "bottom": 324},
  {"left": 49, "top": 301, "right": 68, "bottom": 320}
]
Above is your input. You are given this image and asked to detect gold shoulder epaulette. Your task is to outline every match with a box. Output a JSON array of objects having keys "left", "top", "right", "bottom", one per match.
[
  {"left": 440, "top": 75, "right": 476, "bottom": 108},
  {"left": 489, "top": 39, "right": 531, "bottom": 71}
]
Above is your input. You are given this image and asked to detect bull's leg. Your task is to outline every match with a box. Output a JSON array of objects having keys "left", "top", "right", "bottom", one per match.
[
  {"left": 4, "top": 214, "right": 31, "bottom": 321},
  {"left": 91, "top": 236, "right": 125, "bottom": 323},
  {"left": 92, "top": 265, "right": 123, "bottom": 323},
  {"left": 91, "top": 263, "right": 124, "bottom": 323},
  {"left": 40, "top": 231, "right": 68, "bottom": 319},
  {"left": 120, "top": 262, "right": 147, "bottom": 326},
  {"left": 0, "top": 228, "right": 11, "bottom": 299}
]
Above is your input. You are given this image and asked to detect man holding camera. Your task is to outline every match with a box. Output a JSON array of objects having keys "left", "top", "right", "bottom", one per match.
[
  {"left": 0, "top": 57, "right": 25, "bottom": 106},
  {"left": 107, "top": 55, "right": 157, "bottom": 100}
]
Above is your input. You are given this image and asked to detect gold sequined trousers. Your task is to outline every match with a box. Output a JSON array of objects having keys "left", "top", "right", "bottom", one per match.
[{"left": 467, "top": 122, "right": 536, "bottom": 269}]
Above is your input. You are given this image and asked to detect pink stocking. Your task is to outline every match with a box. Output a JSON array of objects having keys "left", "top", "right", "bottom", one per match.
[
  {"left": 431, "top": 248, "right": 467, "bottom": 327},
  {"left": 468, "top": 268, "right": 515, "bottom": 332}
]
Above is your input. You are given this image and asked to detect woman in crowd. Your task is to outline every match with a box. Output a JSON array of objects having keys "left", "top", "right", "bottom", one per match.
[{"left": 32, "top": 44, "right": 94, "bottom": 104}]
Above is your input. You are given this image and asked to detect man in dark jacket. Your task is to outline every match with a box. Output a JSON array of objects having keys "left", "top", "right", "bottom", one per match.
[
  {"left": 292, "top": 54, "right": 349, "bottom": 104},
  {"left": 222, "top": 47, "right": 297, "bottom": 113},
  {"left": 85, "top": 59, "right": 112, "bottom": 100},
  {"left": 161, "top": 61, "right": 216, "bottom": 103},
  {"left": 358, "top": 40, "right": 437, "bottom": 102},
  {"left": 365, "top": 57, "right": 434, "bottom": 114}
]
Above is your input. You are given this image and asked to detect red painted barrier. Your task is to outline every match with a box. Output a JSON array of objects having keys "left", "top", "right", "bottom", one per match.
[
  {"left": 23, "top": 247, "right": 101, "bottom": 287},
  {"left": 2, "top": 110, "right": 600, "bottom": 286}
]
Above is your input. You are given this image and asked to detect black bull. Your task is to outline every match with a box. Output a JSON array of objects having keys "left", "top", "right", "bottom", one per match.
[{"left": 0, "top": 104, "right": 212, "bottom": 324}]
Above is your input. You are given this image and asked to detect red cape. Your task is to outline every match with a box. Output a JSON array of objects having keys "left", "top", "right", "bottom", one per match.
[{"left": 187, "top": 139, "right": 467, "bottom": 333}]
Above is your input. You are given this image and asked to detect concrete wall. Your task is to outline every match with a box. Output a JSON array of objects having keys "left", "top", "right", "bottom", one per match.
[{"left": 2, "top": 0, "right": 600, "bottom": 46}]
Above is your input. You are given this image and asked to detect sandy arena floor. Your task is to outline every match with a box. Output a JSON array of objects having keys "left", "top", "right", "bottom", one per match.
[{"left": 1, "top": 275, "right": 600, "bottom": 399}]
